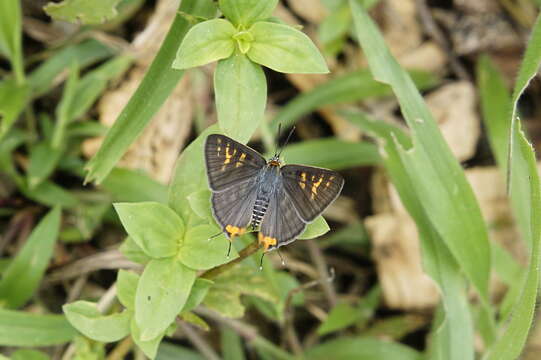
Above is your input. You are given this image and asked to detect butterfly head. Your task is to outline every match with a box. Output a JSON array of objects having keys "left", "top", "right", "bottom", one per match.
[{"left": 267, "top": 155, "right": 282, "bottom": 167}]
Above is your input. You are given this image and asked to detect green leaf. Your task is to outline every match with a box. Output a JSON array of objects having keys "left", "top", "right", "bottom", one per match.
[
  {"left": 44, "top": 0, "right": 122, "bottom": 24},
  {"left": 280, "top": 138, "right": 380, "bottom": 170},
  {"left": 219, "top": 0, "right": 278, "bottom": 26},
  {"left": 28, "top": 39, "right": 113, "bottom": 97},
  {"left": 0, "top": 78, "right": 29, "bottom": 141},
  {"left": 0, "top": 0, "right": 24, "bottom": 83},
  {"left": 157, "top": 342, "right": 206, "bottom": 360},
  {"left": 0, "top": 308, "right": 76, "bottom": 346},
  {"left": 484, "top": 14, "right": 541, "bottom": 360},
  {"left": 507, "top": 17, "right": 541, "bottom": 189},
  {"left": 52, "top": 61, "right": 79, "bottom": 149},
  {"left": 317, "top": 303, "right": 361, "bottom": 335},
  {"left": 114, "top": 202, "right": 183, "bottom": 258},
  {"left": 305, "top": 337, "right": 422, "bottom": 360},
  {"left": 298, "top": 216, "right": 329, "bottom": 239},
  {"left": 271, "top": 69, "right": 438, "bottom": 132},
  {"left": 63, "top": 301, "right": 131, "bottom": 342},
  {"left": 22, "top": 180, "right": 79, "bottom": 208},
  {"left": 135, "top": 258, "right": 196, "bottom": 340},
  {"left": 85, "top": 0, "right": 217, "bottom": 184},
  {"left": 11, "top": 350, "right": 50, "bottom": 360},
  {"left": 119, "top": 236, "right": 151, "bottom": 265},
  {"left": 204, "top": 263, "right": 277, "bottom": 318},
  {"left": 247, "top": 22, "right": 329, "bottom": 74},
  {"left": 117, "top": 270, "right": 140, "bottom": 309},
  {"left": 187, "top": 189, "right": 213, "bottom": 221},
  {"left": 27, "top": 141, "right": 63, "bottom": 189},
  {"left": 0, "top": 206, "right": 61, "bottom": 308},
  {"left": 67, "top": 55, "right": 132, "bottom": 121},
  {"left": 169, "top": 126, "right": 220, "bottom": 226},
  {"left": 131, "top": 318, "right": 164, "bottom": 359},
  {"left": 178, "top": 224, "right": 237, "bottom": 270},
  {"left": 318, "top": 3, "right": 351, "bottom": 55},
  {"left": 182, "top": 278, "right": 214, "bottom": 313},
  {"left": 102, "top": 168, "right": 168, "bottom": 203},
  {"left": 180, "top": 311, "right": 210, "bottom": 331},
  {"left": 477, "top": 56, "right": 511, "bottom": 170},
  {"left": 172, "top": 19, "right": 236, "bottom": 70},
  {"left": 345, "top": 68, "right": 475, "bottom": 360},
  {"left": 214, "top": 53, "right": 267, "bottom": 143},
  {"left": 221, "top": 326, "right": 246, "bottom": 360},
  {"left": 349, "top": 0, "right": 495, "bottom": 346}
]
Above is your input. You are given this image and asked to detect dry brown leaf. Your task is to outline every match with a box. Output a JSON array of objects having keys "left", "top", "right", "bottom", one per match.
[
  {"left": 366, "top": 164, "right": 523, "bottom": 310},
  {"left": 285, "top": 0, "right": 328, "bottom": 23},
  {"left": 426, "top": 81, "right": 480, "bottom": 162}
]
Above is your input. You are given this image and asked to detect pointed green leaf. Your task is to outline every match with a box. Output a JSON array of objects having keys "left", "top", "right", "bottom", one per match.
[
  {"left": 298, "top": 216, "right": 329, "bottom": 239},
  {"left": 0, "top": 207, "right": 61, "bottom": 309},
  {"left": 44, "top": 0, "right": 122, "bottom": 25},
  {"left": 135, "top": 259, "right": 196, "bottom": 340},
  {"left": 131, "top": 318, "right": 164, "bottom": 359},
  {"left": 219, "top": 0, "right": 278, "bottom": 26},
  {"left": 214, "top": 53, "right": 266, "bottom": 143},
  {"left": 172, "top": 19, "right": 236, "bottom": 70},
  {"left": 114, "top": 202, "right": 183, "bottom": 258},
  {"left": 178, "top": 224, "right": 237, "bottom": 270},
  {"left": 247, "top": 22, "right": 328, "bottom": 74},
  {"left": 117, "top": 270, "right": 140, "bottom": 309},
  {"left": 63, "top": 301, "right": 131, "bottom": 342}
]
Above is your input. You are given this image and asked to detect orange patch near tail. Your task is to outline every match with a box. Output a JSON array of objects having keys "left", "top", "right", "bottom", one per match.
[{"left": 258, "top": 232, "right": 277, "bottom": 251}]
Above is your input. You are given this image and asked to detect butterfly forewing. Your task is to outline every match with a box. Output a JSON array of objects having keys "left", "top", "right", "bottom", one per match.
[
  {"left": 211, "top": 177, "right": 259, "bottom": 234},
  {"left": 204, "top": 134, "right": 266, "bottom": 192},
  {"left": 281, "top": 164, "right": 344, "bottom": 222},
  {"left": 259, "top": 181, "right": 307, "bottom": 250}
]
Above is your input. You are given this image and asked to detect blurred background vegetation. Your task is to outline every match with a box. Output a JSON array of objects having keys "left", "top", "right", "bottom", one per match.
[{"left": 1, "top": 0, "right": 541, "bottom": 359}]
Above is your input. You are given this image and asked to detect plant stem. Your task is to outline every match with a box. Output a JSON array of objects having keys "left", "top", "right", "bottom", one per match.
[{"left": 200, "top": 240, "right": 261, "bottom": 280}]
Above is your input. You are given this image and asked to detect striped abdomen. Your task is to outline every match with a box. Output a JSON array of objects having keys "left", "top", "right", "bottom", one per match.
[{"left": 250, "top": 196, "right": 269, "bottom": 230}]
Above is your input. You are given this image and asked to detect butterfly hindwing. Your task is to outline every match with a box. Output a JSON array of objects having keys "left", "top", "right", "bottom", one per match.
[
  {"left": 259, "top": 180, "right": 307, "bottom": 251},
  {"left": 211, "top": 177, "right": 259, "bottom": 238},
  {"left": 204, "top": 134, "right": 266, "bottom": 192},
  {"left": 281, "top": 164, "right": 344, "bottom": 222}
]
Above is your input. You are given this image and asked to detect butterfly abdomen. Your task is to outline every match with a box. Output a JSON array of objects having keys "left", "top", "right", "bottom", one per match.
[{"left": 250, "top": 195, "right": 269, "bottom": 230}]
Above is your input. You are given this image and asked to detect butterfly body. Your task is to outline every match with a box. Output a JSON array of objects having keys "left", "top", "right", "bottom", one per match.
[{"left": 204, "top": 134, "right": 344, "bottom": 252}]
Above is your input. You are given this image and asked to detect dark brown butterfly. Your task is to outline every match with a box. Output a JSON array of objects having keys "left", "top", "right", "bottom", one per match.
[{"left": 204, "top": 134, "right": 344, "bottom": 252}]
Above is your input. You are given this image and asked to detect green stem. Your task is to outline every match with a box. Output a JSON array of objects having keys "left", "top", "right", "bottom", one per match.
[{"left": 200, "top": 241, "right": 260, "bottom": 280}]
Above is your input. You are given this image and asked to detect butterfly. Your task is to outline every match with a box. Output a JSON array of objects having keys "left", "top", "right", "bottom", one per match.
[{"left": 204, "top": 133, "right": 344, "bottom": 252}]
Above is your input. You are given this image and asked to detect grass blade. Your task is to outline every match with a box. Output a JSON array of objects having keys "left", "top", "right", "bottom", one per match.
[
  {"left": 84, "top": 0, "right": 216, "bottom": 184},
  {"left": 348, "top": 112, "right": 475, "bottom": 360},
  {"left": 0, "top": 207, "right": 61, "bottom": 308},
  {"left": 506, "top": 14, "right": 541, "bottom": 189},
  {"left": 484, "top": 14, "right": 541, "bottom": 360},
  {"left": 349, "top": 1, "right": 494, "bottom": 346},
  {"left": 0, "top": 0, "right": 24, "bottom": 84},
  {"left": 270, "top": 69, "right": 438, "bottom": 132},
  {"left": 0, "top": 308, "right": 76, "bottom": 346}
]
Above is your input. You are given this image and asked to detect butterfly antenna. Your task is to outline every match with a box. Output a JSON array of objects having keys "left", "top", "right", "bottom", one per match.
[
  {"left": 277, "top": 126, "right": 296, "bottom": 157},
  {"left": 274, "top": 123, "right": 282, "bottom": 157},
  {"left": 277, "top": 249, "right": 286, "bottom": 266}
]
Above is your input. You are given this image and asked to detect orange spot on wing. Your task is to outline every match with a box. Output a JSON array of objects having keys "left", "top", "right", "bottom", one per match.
[
  {"left": 258, "top": 232, "right": 277, "bottom": 251},
  {"left": 236, "top": 153, "right": 246, "bottom": 168},
  {"left": 225, "top": 225, "right": 246, "bottom": 239},
  {"left": 310, "top": 176, "right": 324, "bottom": 199}
]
